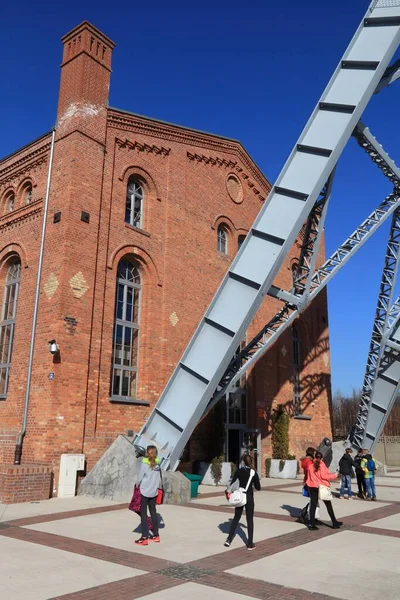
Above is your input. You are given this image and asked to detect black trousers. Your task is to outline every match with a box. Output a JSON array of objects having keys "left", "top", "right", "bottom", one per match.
[
  {"left": 356, "top": 471, "right": 366, "bottom": 495},
  {"left": 227, "top": 494, "right": 254, "bottom": 545},
  {"left": 140, "top": 495, "right": 158, "bottom": 538},
  {"left": 308, "top": 487, "right": 337, "bottom": 527}
]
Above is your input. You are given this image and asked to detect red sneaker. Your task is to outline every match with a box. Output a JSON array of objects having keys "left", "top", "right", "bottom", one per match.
[
  {"left": 135, "top": 537, "right": 148, "bottom": 546},
  {"left": 150, "top": 535, "right": 160, "bottom": 543}
]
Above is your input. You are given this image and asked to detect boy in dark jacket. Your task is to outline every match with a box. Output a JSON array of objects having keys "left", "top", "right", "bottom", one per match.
[
  {"left": 354, "top": 448, "right": 367, "bottom": 498},
  {"left": 339, "top": 448, "right": 355, "bottom": 499}
]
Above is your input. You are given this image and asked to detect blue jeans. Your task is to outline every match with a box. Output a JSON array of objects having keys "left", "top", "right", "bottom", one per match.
[
  {"left": 340, "top": 475, "right": 352, "bottom": 497},
  {"left": 365, "top": 477, "right": 376, "bottom": 498}
]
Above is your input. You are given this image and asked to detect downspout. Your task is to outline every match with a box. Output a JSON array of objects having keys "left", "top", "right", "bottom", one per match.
[{"left": 14, "top": 128, "right": 56, "bottom": 464}]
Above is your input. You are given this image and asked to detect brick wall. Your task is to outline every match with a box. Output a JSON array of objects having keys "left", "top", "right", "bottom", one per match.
[{"left": 0, "top": 464, "right": 52, "bottom": 504}]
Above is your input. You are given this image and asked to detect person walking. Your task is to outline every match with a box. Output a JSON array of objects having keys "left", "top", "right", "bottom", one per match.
[
  {"left": 306, "top": 451, "right": 343, "bottom": 531},
  {"left": 299, "top": 447, "right": 316, "bottom": 523},
  {"left": 135, "top": 445, "right": 161, "bottom": 546},
  {"left": 354, "top": 448, "right": 367, "bottom": 499},
  {"left": 225, "top": 454, "right": 261, "bottom": 550},
  {"left": 361, "top": 451, "right": 378, "bottom": 501},
  {"left": 339, "top": 448, "right": 356, "bottom": 499}
]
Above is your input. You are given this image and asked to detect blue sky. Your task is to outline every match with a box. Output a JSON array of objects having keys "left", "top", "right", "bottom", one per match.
[{"left": 1, "top": 0, "right": 399, "bottom": 395}]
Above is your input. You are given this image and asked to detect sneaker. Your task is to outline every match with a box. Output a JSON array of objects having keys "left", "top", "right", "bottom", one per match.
[
  {"left": 247, "top": 543, "right": 256, "bottom": 551},
  {"left": 135, "top": 537, "right": 148, "bottom": 546},
  {"left": 149, "top": 535, "right": 160, "bottom": 542},
  {"left": 308, "top": 525, "right": 319, "bottom": 531},
  {"left": 332, "top": 521, "right": 343, "bottom": 529},
  {"left": 339, "top": 496, "right": 344, "bottom": 500},
  {"left": 348, "top": 496, "right": 353, "bottom": 500},
  {"left": 224, "top": 539, "right": 231, "bottom": 547},
  {"left": 372, "top": 497, "right": 377, "bottom": 501}
]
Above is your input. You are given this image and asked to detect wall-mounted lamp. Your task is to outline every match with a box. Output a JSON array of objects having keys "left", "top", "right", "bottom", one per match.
[{"left": 48, "top": 340, "right": 59, "bottom": 355}]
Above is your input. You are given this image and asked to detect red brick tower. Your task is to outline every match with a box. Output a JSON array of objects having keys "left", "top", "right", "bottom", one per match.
[{"left": 23, "top": 23, "right": 116, "bottom": 468}]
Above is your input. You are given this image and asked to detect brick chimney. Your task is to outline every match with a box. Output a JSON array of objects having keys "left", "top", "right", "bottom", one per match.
[{"left": 56, "top": 21, "right": 115, "bottom": 143}]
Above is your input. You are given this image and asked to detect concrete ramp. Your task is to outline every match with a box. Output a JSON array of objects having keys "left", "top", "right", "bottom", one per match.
[{"left": 79, "top": 435, "right": 190, "bottom": 503}]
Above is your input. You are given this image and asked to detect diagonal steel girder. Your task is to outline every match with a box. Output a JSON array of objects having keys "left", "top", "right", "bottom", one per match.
[
  {"left": 204, "top": 189, "right": 400, "bottom": 415},
  {"left": 350, "top": 206, "right": 400, "bottom": 449}
]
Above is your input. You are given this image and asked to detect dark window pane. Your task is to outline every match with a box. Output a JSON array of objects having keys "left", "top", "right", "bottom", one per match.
[
  {"left": 121, "top": 370, "right": 130, "bottom": 396},
  {"left": 113, "top": 369, "right": 121, "bottom": 395}
]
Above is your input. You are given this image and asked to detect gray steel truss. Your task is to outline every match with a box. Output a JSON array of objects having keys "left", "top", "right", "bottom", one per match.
[
  {"left": 134, "top": 1, "right": 400, "bottom": 469},
  {"left": 350, "top": 208, "right": 400, "bottom": 449}
]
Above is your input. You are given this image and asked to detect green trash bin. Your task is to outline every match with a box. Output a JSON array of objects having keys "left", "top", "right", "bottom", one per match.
[{"left": 183, "top": 473, "right": 203, "bottom": 498}]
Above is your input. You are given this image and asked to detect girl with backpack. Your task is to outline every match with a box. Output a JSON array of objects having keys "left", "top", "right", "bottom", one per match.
[
  {"left": 361, "top": 452, "right": 378, "bottom": 500},
  {"left": 135, "top": 445, "right": 162, "bottom": 546},
  {"left": 224, "top": 454, "right": 261, "bottom": 550},
  {"left": 305, "top": 451, "right": 342, "bottom": 531}
]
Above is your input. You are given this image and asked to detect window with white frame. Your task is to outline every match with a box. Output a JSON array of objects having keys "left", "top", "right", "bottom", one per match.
[
  {"left": 125, "top": 178, "right": 143, "bottom": 228},
  {"left": 25, "top": 183, "right": 32, "bottom": 204},
  {"left": 111, "top": 259, "right": 141, "bottom": 399},
  {"left": 292, "top": 325, "right": 302, "bottom": 414},
  {"left": 217, "top": 224, "right": 228, "bottom": 254},
  {"left": 7, "top": 192, "right": 15, "bottom": 213},
  {"left": 0, "top": 261, "right": 21, "bottom": 398}
]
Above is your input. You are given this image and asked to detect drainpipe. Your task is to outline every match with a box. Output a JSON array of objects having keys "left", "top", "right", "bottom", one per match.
[{"left": 14, "top": 128, "right": 56, "bottom": 464}]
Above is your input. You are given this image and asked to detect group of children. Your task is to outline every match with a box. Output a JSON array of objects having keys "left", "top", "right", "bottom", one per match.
[
  {"left": 133, "top": 443, "right": 378, "bottom": 547},
  {"left": 339, "top": 447, "right": 378, "bottom": 500}
]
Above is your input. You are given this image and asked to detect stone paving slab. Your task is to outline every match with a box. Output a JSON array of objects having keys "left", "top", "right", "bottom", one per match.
[
  {"left": 191, "top": 489, "right": 388, "bottom": 520},
  {"left": 363, "top": 512, "right": 400, "bottom": 531},
  {"left": 25, "top": 505, "right": 303, "bottom": 563},
  {"left": 0, "top": 496, "right": 120, "bottom": 522},
  {"left": 136, "top": 581, "right": 249, "bottom": 599},
  {"left": 227, "top": 530, "right": 400, "bottom": 600},
  {"left": 0, "top": 535, "right": 145, "bottom": 600}
]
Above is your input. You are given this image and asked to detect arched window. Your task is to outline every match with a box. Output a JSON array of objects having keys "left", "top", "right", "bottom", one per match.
[
  {"left": 238, "top": 234, "right": 246, "bottom": 252},
  {"left": 217, "top": 224, "right": 228, "bottom": 254},
  {"left": 24, "top": 183, "right": 32, "bottom": 205},
  {"left": 125, "top": 178, "right": 143, "bottom": 228},
  {"left": 292, "top": 325, "right": 301, "bottom": 415},
  {"left": 111, "top": 259, "right": 141, "bottom": 399},
  {"left": 0, "top": 261, "right": 21, "bottom": 398},
  {"left": 5, "top": 191, "right": 15, "bottom": 213}
]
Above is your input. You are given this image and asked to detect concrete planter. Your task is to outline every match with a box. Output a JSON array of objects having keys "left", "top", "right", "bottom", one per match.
[
  {"left": 199, "top": 461, "right": 233, "bottom": 486},
  {"left": 269, "top": 459, "right": 298, "bottom": 479}
]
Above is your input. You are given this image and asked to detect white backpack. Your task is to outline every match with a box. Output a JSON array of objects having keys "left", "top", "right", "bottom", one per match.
[{"left": 228, "top": 469, "right": 255, "bottom": 507}]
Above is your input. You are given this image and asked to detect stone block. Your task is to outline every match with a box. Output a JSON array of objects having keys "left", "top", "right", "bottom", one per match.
[
  {"left": 79, "top": 435, "right": 191, "bottom": 504},
  {"left": 162, "top": 471, "right": 191, "bottom": 504},
  {"left": 79, "top": 435, "right": 140, "bottom": 502}
]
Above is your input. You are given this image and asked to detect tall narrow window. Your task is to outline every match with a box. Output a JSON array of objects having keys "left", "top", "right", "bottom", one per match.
[
  {"left": 292, "top": 326, "right": 301, "bottom": 414},
  {"left": 111, "top": 259, "right": 141, "bottom": 399},
  {"left": 125, "top": 178, "right": 143, "bottom": 228},
  {"left": 5, "top": 192, "right": 15, "bottom": 213},
  {"left": 238, "top": 234, "right": 246, "bottom": 252},
  {"left": 25, "top": 184, "right": 32, "bottom": 205},
  {"left": 0, "top": 261, "right": 21, "bottom": 398},
  {"left": 217, "top": 224, "right": 228, "bottom": 254}
]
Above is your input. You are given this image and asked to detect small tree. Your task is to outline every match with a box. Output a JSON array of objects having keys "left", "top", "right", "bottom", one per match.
[{"left": 271, "top": 404, "right": 290, "bottom": 460}]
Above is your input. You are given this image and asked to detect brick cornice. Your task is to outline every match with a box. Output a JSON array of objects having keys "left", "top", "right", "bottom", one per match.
[
  {"left": 115, "top": 137, "right": 170, "bottom": 157},
  {"left": 0, "top": 199, "right": 42, "bottom": 231},
  {"left": 107, "top": 109, "right": 270, "bottom": 193},
  {"left": 187, "top": 151, "right": 264, "bottom": 200},
  {"left": 0, "top": 145, "right": 50, "bottom": 187}
]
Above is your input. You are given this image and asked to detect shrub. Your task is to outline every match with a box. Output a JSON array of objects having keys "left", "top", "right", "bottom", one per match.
[
  {"left": 265, "top": 457, "right": 271, "bottom": 477},
  {"left": 272, "top": 404, "right": 290, "bottom": 460},
  {"left": 210, "top": 454, "right": 224, "bottom": 485}
]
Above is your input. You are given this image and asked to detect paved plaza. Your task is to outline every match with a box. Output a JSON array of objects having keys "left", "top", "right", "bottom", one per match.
[{"left": 1, "top": 474, "right": 400, "bottom": 599}]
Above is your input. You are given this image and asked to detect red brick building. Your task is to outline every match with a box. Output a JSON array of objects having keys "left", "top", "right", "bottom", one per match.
[{"left": 0, "top": 22, "right": 332, "bottom": 501}]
